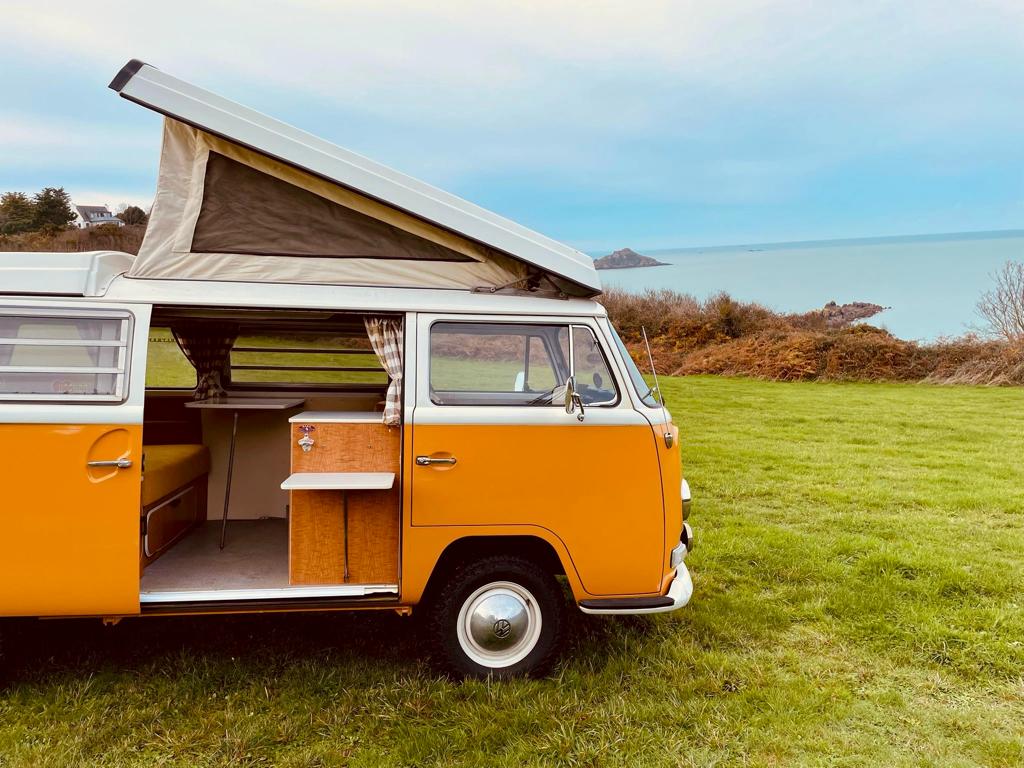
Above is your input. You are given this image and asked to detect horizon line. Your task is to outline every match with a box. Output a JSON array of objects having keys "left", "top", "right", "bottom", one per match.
[{"left": 587, "top": 228, "right": 1024, "bottom": 258}]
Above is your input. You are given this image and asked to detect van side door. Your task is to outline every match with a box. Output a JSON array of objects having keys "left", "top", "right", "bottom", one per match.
[{"left": 0, "top": 301, "right": 150, "bottom": 617}]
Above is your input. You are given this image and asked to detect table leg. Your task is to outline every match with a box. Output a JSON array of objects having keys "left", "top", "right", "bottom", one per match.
[
  {"left": 219, "top": 410, "right": 239, "bottom": 550},
  {"left": 342, "top": 490, "right": 350, "bottom": 583}
]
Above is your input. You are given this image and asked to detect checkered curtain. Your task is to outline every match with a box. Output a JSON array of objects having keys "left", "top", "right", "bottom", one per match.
[
  {"left": 172, "top": 322, "right": 239, "bottom": 400},
  {"left": 364, "top": 317, "right": 403, "bottom": 425}
]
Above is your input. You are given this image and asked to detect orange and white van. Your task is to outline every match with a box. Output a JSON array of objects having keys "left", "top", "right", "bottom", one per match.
[{"left": 0, "top": 61, "right": 693, "bottom": 678}]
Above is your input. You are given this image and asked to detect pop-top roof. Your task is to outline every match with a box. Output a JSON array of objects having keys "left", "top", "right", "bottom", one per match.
[{"left": 109, "top": 59, "right": 601, "bottom": 296}]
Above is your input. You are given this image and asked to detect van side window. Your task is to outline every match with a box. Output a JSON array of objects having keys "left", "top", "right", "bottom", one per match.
[
  {"left": 228, "top": 329, "right": 387, "bottom": 389},
  {"left": 146, "top": 327, "right": 197, "bottom": 389},
  {"left": 430, "top": 322, "right": 569, "bottom": 406},
  {"left": 0, "top": 309, "right": 132, "bottom": 401},
  {"left": 571, "top": 325, "right": 619, "bottom": 406}
]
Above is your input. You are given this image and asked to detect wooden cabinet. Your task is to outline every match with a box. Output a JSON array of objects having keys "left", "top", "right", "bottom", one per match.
[
  {"left": 286, "top": 413, "right": 400, "bottom": 585},
  {"left": 291, "top": 421, "right": 399, "bottom": 474}
]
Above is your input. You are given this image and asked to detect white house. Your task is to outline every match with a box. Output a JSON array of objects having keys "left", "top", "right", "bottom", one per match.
[{"left": 73, "top": 205, "right": 125, "bottom": 229}]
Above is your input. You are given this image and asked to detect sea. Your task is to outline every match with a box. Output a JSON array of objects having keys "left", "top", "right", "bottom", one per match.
[{"left": 594, "top": 230, "right": 1024, "bottom": 341}]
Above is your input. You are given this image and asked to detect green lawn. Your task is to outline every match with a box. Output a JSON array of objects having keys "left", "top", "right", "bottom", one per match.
[{"left": 2, "top": 376, "right": 1023, "bottom": 766}]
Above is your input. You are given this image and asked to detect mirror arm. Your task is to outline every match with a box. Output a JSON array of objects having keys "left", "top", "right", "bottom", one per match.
[{"left": 564, "top": 375, "right": 584, "bottom": 421}]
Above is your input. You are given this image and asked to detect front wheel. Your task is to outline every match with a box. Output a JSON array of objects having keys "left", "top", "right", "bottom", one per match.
[{"left": 426, "top": 555, "right": 565, "bottom": 679}]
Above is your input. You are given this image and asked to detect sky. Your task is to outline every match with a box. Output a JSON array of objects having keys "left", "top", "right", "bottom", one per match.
[{"left": 1, "top": 0, "right": 1023, "bottom": 253}]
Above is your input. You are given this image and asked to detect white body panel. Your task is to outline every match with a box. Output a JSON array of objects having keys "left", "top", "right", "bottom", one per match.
[
  {"left": 0, "top": 251, "right": 133, "bottom": 297},
  {"left": 0, "top": 297, "right": 151, "bottom": 425},
  {"left": 0, "top": 253, "right": 607, "bottom": 316}
]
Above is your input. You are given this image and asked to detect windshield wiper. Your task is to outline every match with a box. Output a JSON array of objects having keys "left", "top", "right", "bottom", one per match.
[{"left": 526, "top": 387, "right": 556, "bottom": 406}]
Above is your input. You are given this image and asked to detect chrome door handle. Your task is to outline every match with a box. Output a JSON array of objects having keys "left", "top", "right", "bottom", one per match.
[
  {"left": 87, "top": 458, "right": 133, "bottom": 469},
  {"left": 416, "top": 456, "right": 457, "bottom": 466}
]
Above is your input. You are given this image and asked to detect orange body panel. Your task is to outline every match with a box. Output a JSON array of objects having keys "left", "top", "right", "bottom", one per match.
[
  {"left": 655, "top": 423, "right": 683, "bottom": 591},
  {"left": 407, "top": 423, "right": 666, "bottom": 597},
  {"left": 0, "top": 424, "right": 142, "bottom": 617}
]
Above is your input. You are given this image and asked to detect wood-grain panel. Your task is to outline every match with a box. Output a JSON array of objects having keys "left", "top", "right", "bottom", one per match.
[
  {"left": 289, "top": 488, "right": 399, "bottom": 584},
  {"left": 290, "top": 422, "right": 400, "bottom": 473},
  {"left": 347, "top": 487, "right": 399, "bottom": 583},
  {"left": 289, "top": 490, "right": 346, "bottom": 584}
]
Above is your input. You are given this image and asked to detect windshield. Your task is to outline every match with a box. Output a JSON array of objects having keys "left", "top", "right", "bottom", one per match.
[{"left": 608, "top": 324, "right": 660, "bottom": 408}]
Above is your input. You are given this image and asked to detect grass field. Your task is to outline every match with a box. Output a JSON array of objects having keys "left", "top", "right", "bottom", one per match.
[{"left": 1, "top": 376, "right": 1023, "bottom": 766}]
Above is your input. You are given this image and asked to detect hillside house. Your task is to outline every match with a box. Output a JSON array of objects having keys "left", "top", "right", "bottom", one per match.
[{"left": 74, "top": 205, "right": 125, "bottom": 228}]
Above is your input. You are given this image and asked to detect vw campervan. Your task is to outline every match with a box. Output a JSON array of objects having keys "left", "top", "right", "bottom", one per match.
[{"left": 0, "top": 61, "right": 693, "bottom": 678}]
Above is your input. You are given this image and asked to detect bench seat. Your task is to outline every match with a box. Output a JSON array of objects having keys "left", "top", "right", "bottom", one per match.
[{"left": 142, "top": 444, "right": 210, "bottom": 507}]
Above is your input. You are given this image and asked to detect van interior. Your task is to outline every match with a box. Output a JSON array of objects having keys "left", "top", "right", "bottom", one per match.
[{"left": 138, "top": 307, "right": 402, "bottom": 606}]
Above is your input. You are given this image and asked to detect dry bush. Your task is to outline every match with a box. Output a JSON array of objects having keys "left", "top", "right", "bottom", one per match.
[
  {"left": 604, "top": 284, "right": 1024, "bottom": 386},
  {"left": 821, "top": 326, "right": 933, "bottom": 381},
  {"left": 601, "top": 288, "right": 781, "bottom": 352},
  {"left": 673, "top": 326, "right": 920, "bottom": 382},
  {"left": 925, "top": 338, "right": 1024, "bottom": 386},
  {"left": 599, "top": 288, "right": 701, "bottom": 340},
  {"left": 976, "top": 260, "right": 1024, "bottom": 347},
  {"left": 673, "top": 330, "right": 825, "bottom": 381},
  {"left": 0, "top": 224, "right": 146, "bottom": 254}
]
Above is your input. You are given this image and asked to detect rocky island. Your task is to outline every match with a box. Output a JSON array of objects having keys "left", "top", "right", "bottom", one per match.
[
  {"left": 818, "top": 300, "right": 887, "bottom": 327},
  {"left": 593, "top": 247, "right": 669, "bottom": 270}
]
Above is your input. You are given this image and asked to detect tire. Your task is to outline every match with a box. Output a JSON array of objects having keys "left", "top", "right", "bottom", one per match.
[{"left": 426, "top": 555, "right": 566, "bottom": 679}]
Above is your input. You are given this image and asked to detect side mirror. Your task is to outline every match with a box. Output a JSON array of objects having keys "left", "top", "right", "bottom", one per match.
[{"left": 564, "top": 376, "right": 585, "bottom": 422}]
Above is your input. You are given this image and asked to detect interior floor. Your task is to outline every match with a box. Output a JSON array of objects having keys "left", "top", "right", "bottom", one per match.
[{"left": 141, "top": 519, "right": 288, "bottom": 594}]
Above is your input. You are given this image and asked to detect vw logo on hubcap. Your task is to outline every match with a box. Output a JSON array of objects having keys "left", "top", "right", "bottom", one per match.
[{"left": 493, "top": 618, "right": 512, "bottom": 639}]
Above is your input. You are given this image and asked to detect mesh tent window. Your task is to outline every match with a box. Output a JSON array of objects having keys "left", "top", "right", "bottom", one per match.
[{"left": 191, "top": 153, "right": 474, "bottom": 262}]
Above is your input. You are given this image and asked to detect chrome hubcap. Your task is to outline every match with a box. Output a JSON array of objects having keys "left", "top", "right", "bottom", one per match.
[{"left": 456, "top": 581, "right": 542, "bottom": 668}]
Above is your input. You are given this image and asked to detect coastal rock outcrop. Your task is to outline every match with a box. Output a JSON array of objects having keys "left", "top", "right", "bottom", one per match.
[{"left": 594, "top": 248, "right": 668, "bottom": 270}]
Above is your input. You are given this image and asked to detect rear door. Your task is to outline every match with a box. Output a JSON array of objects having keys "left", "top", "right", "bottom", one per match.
[
  {"left": 410, "top": 314, "right": 665, "bottom": 596},
  {"left": 0, "top": 301, "right": 150, "bottom": 617}
]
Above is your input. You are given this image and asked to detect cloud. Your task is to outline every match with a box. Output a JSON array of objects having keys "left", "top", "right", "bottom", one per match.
[
  {"left": 2, "top": 1, "right": 1023, "bottom": 245},
  {"left": 0, "top": 113, "right": 156, "bottom": 170}
]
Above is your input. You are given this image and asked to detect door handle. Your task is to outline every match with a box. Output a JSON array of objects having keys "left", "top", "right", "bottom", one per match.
[
  {"left": 416, "top": 456, "right": 457, "bottom": 466},
  {"left": 87, "top": 458, "right": 133, "bottom": 469}
]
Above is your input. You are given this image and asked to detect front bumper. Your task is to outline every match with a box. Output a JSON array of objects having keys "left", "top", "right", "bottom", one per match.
[{"left": 578, "top": 562, "right": 693, "bottom": 615}]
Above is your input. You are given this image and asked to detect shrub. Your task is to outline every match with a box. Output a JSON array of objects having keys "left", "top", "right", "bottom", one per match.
[
  {"left": 603, "top": 287, "right": 1023, "bottom": 386},
  {"left": 976, "top": 260, "right": 1024, "bottom": 347},
  {"left": 0, "top": 224, "right": 146, "bottom": 254}
]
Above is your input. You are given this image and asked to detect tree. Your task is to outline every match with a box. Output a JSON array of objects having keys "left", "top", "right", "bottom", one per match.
[
  {"left": 0, "top": 192, "right": 37, "bottom": 235},
  {"left": 31, "top": 187, "right": 76, "bottom": 229},
  {"left": 117, "top": 205, "right": 148, "bottom": 226},
  {"left": 977, "top": 260, "right": 1024, "bottom": 347}
]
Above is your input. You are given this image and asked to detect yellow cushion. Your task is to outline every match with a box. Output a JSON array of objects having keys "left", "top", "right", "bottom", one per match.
[{"left": 142, "top": 444, "right": 210, "bottom": 507}]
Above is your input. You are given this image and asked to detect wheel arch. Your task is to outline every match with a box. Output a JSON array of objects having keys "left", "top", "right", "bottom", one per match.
[{"left": 414, "top": 533, "right": 575, "bottom": 607}]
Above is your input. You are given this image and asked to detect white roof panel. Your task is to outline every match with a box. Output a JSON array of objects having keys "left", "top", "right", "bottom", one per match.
[
  {"left": 97, "top": 274, "right": 606, "bottom": 317},
  {"left": 0, "top": 251, "right": 133, "bottom": 297},
  {"left": 109, "top": 60, "right": 602, "bottom": 296}
]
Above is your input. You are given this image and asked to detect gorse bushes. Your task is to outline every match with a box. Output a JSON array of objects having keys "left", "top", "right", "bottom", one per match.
[
  {"left": 602, "top": 287, "right": 1024, "bottom": 385},
  {"left": 0, "top": 224, "right": 146, "bottom": 254}
]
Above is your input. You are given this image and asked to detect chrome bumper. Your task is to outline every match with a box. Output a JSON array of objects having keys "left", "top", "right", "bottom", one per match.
[
  {"left": 578, "top": 562, "right": 693, "bottom": 615},
  {"left": 660, "top": 562, "right": 693, "bottom": 612}
]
